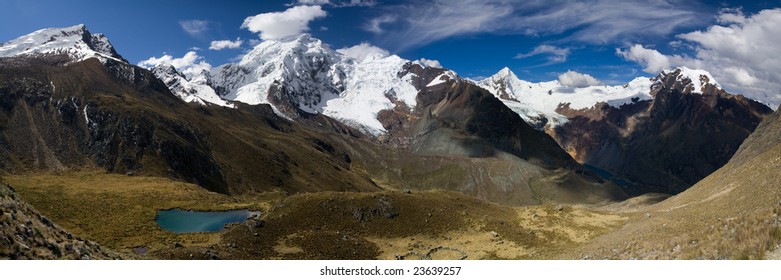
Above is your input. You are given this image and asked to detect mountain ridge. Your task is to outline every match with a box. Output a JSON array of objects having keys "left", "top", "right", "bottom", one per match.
[
  {"left": 0, "top": 25, "right": 624, "bottom": 206},
  {"left": 0, "top": 24, "right": 126, "bottom": 64},
  {"left": 552, "top": 68, "right": 771, "bottom": 193},
  {"left": 2, "top": 24, "right": 769, "bottom": 196}
]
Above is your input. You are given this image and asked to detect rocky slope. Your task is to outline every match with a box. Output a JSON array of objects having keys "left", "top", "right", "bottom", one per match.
[
  {"left": 553, "top": 68, "right": 771, "bottom": 193},
  {"left": 565, "top": 103, "right": 781, "bottom": 259},
  {"left": 409, "top": 77, "right": 577, "bottom": 169},
  {"left": 478, "top": 67, "right": 772, "bottom": 194},
  {"left": 0, "top": 183, "right": 120, "bottom": 259},
  {"left": 0, "top": 55, "right": 379, "bottom": 195},
  {"left": 355, "top": 70, "right": 626, "bottom": 205}
]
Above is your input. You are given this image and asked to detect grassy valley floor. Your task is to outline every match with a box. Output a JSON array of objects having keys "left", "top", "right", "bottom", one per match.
[
  {"left": 3, "top": 171, "right": 278, "bottom": 257},
  {"left": 3, "top": 171, "right": 629, "bottom": 260}
]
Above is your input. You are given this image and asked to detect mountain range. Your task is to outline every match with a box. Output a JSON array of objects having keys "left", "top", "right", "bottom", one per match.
[
  {"left": 1, "top": 24, "right": 779, "bottom": 260},
  {"left": 136, "top": 25, "right": 770, "bottom": 195},
  {"left": 0, "top": 24, "right": 772, "bottom": 196},
  {"left": 478, "top": 65, "right": 770, "bottom": 193},
  {"left": 0, "top": 24, "right": 622, "bottom": 204}
]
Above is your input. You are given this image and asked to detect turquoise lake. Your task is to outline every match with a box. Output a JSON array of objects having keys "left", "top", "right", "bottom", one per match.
[{"left": 155, "top": 209, "right": 259, "bottom": 233}]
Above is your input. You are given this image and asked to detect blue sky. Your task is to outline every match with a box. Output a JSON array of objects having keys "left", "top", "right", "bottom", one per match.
[{"left": 1, "top": 0, "right": 780, "bottom": 95}]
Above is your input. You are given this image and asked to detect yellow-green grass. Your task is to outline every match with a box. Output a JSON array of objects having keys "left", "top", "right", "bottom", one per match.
[
  {"left": 4, "top": 171, "right": 629, "bottom": 260},
  {"left": 200, "top": 191, "right": 626, "bottom": 259},
  {"left": 4, "top": 171, "right": 281, "bottom": 255},
  {"left": 561, "top": 139, "right": 781, "bottom": 259}
]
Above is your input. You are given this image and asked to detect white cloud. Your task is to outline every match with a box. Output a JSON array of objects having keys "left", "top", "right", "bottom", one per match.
[
  {"left": 373, "top": 0, "right": 705, "bottom": 51},
  {"left": 617, "top": 8, "right": 781, "bottom": 108},
  {"left": 248, "top": 39, "right": 262, "bottom": 46},
  {"left": 336, "top": 42, "right": 389, "bottom": 61},
  {"left": 515, "top": 45, "right": 570, "bottom": 64},
  {"left": 558, "top": 70, "right": 603, "bottom": 88},
  {"left": 179, "top": 20, "right": 210, "bottom": 37},
  {"left": 209, "top": 38, "right": 243, "bottom": 50},
  {"left": 724, "top": 67, "right": 758, "bottom": 86},
  {"left": 365, "top": 15, "right": 396, "bottom": 34},
  {"left": 418, "top": 58, "right": 442, "bottom": 68},
  {"left": 668, "top": 40, "right": 683, "bottom": 48},
  {"left": 716, "top": 8, "right": 747, "bottom": 25},
  {"left": 241, "top": 5, "right": 327, "bottom": 40},
  {"left": 138, "top": 51, "right": 212, "bottom": 77},
  {"left": 616, "top": 44, "right": 687, "bottom": 74}
]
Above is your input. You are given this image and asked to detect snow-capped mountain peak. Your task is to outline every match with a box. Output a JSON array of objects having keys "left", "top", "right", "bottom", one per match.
[
  {"left": 495, "top": 67, "right": 516, "bottom": 79},
  {"left": 656, "top": 66, "right": 722, "bottom": 94},
  {"left": 484, "top": 67, "right": 520, "bottom": 87},
  {"left": 151, "top": 64, "right": 180, "bottom": 77},
  {"left": 209, "top": 34, "right": 425, "bottom": 135},
  {"left": 151, "top": 64, "right": 234, "bottom": 108},
  {"left": 239, "top": 33, "right": 331, "bottom": 66},
  {"left": 477, "top": 67, "right": 654, "bottom": 130},
  {"left": 476, "top": 66, "right": 727, "bottom": 131},
  {"left": 214, "top": 33, "right": 344, "bottom": 115},
  {"left": 0, "top": 24, "right": 126, "bottom": 63},
  {"left": 143, "top": 33, "right": 456, "bottom": 133}
]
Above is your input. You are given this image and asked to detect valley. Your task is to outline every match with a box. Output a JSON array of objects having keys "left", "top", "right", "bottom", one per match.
[
  {"left": 2, "top": 18, "right": 780, "bottom": 261},
  {"left": 10, "top": 160, "right": 778, "bottom": 260},
  {"left": 2, "top": 171, "right": 631, "bottom": 259}
]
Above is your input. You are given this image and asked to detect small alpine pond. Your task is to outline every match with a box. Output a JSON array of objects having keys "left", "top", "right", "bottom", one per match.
[{"left": 155, "top": 209, "right": 259, "bottom": 233}]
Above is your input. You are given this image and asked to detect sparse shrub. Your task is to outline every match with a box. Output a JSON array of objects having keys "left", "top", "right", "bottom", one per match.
[{"left": 50, "top": 244, "right": 62, "bottom": 258}]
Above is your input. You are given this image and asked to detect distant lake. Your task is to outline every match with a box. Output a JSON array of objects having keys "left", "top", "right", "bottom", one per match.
[
  {"left": 155, "top": 209, "right": 259, "bottom": 233},
  {"left": 584, "top": 164, "right": 634, "bottom": 188}
]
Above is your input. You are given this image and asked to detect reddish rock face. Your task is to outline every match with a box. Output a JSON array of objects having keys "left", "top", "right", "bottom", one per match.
[
  {"left": 552, "top": 69, "right": 772, "bottom": 194},
  {"left": 373, "top": 62, "right": 580, "bottom": 170}
]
